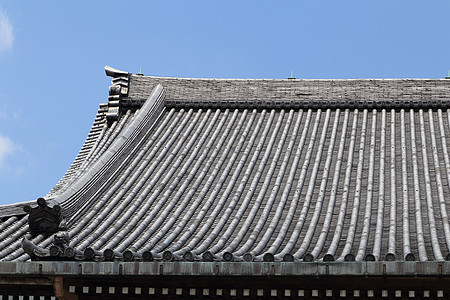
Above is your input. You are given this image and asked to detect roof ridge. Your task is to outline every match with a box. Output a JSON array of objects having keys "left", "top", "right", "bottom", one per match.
[
  {"left": 139, "top": 75, "right": 449, "bottom": 81},
  {"left": 60, "top": 84, "right": 166, "bottom": 219}
]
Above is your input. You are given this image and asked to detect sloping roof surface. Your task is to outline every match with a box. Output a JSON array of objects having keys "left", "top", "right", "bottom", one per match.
[{"left": 2, "top": 69, "right": 450, "bottom": 263}]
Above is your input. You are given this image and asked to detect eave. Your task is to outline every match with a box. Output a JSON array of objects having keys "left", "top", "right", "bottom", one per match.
[
  {"left": 2, "top": 261, "right": 450, "bottom": 298},
  {"left": 1, "top": 261, "right": 450, "bottom": 277}
]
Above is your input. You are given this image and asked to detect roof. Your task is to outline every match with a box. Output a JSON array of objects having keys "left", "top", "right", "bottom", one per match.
[{"left": 2, "top": 66, "right": 450, "bottom": 265}]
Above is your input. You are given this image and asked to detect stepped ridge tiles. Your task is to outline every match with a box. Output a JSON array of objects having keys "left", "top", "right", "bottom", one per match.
[{"left": 1, "top": 66, "right": 450, "bottom": 264}]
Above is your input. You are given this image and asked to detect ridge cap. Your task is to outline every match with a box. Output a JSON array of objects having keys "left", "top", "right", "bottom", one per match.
[{"left": 132, "top": 74, "right": 446, "bottom": 81}]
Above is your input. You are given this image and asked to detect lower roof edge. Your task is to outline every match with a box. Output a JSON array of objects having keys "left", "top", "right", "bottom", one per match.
[{"left": 0, "top": 261, "right": 449, "bottom": 277}]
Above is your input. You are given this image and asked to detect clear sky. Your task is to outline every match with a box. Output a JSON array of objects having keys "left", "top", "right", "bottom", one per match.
[{"left": 0, "top": 1, "right": 449, "bottom": 205}]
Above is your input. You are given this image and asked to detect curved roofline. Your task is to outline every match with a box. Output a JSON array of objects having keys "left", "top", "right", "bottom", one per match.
[
  {"left": 0, "top": 84, "right": 166, "bottom": 219},
  {"left": 53, "top": 84, "right": 166, "bottom": 215}
]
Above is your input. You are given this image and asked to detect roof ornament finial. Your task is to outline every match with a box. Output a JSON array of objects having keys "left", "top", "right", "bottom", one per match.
[
  {"left": 23, "top": 198, "right": 66, "bottom": 236},
  {"left": 445, "top": 70, "right": 450, "bottom": 79},
  {"left": 104, "top": 66, "right": 131, "bottom": 121},
  {"left": 105, "top": 65, "right": 130, "bottom": 78},
  {"left": 288, "top": 70, "right": 296, "bottom": 80},
  {"left": 22, "top": 198, "right": 71, "bottom": 260},
  {"left": 137, "top": 67, "right": 143, "bottom": 76}
]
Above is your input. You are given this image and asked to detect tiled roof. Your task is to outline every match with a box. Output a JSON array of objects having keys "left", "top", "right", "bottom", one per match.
[{"left": 2, "top": 67, "right": 450, "bottom": 264}]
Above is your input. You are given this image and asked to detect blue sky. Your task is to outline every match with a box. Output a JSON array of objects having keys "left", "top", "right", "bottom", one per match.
[{"left": 0, "top": 1, "right": 449, "bottom": 205}]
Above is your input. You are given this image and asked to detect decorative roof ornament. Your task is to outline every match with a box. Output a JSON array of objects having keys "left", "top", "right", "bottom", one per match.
[
  {"left": 22, "top": 198, "right": 71, "bottom": 260},
  {"left": 23, "top": 198, "right": 66, "bottom": 236},
  {"left": 21, "top": 235, "right": 50, "bottom": 259},
  {"left": 104, "top": 65, "right": 130, "bottom": 78},
  {"left": 104, "top": 65, "right": 131, "bottom": 121}
]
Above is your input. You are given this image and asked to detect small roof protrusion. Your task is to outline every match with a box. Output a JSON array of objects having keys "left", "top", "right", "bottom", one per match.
[
  {"left": 37, "top": 197, "right": 47, "bottom": 208},
  {"left": 202, "top": 251, "right": 214, "bottom": 262},
  {"left": 103, "top": 248, "right": 115, "bottom": 261},
  {"left": 49, "top": 245, "right": 61, "bottom": 257},
  {"left": 243, "top": 252, "right": 254, "bottom": 262},
  {"left": 385, "top": 253, "right": 396, "bottom": 261},
  {"left": 405, "top": 253, "right": 416, "bottom": 261},
  {"left": 64, "top": 247, "right": 75, "bottom": 258},
  {"left": 323, "top": 254, "right": 335, "bottom": 262},
  {"left": 84, "top": 247, "right": 96, "bottom": 260},
  {"left": 142, "top": 251, "right": 153, "bottom": 262},
  {"left": 183, "top": 251, "right": 194, "bottom": 262},
  {"left": 288, "top": 71, "right": 296, "bottom": 80},
  {"left": 223, "top": 251, "right": 234, "bottom": 262},
  {"left": 283, "top": 253, "right": 294, "bottom": 262},
  {"left": 263, "top": 253, "right": 274, "bottom": 262},
  {"left": 123, "top": 250, "right": 134, "bottom": 261},
  {"left": 365, "top": 253, "right": 376, "bottom": 261},
  {"left": 344, "top": 253, "right": 355, "bottom": 262},
  {"left": 302, "top": 253, "right": 314, "bottom": 262},
  {"left": 163, "top": 250, "right": 173, "bottom": 261},
  {"left": 23, "top": 205, "right": 31, "bottom": 213}
]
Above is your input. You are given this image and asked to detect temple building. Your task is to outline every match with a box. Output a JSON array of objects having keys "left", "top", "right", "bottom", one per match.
[{"left": 1, "top": 66, "right": 450, "bottom": 299}]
